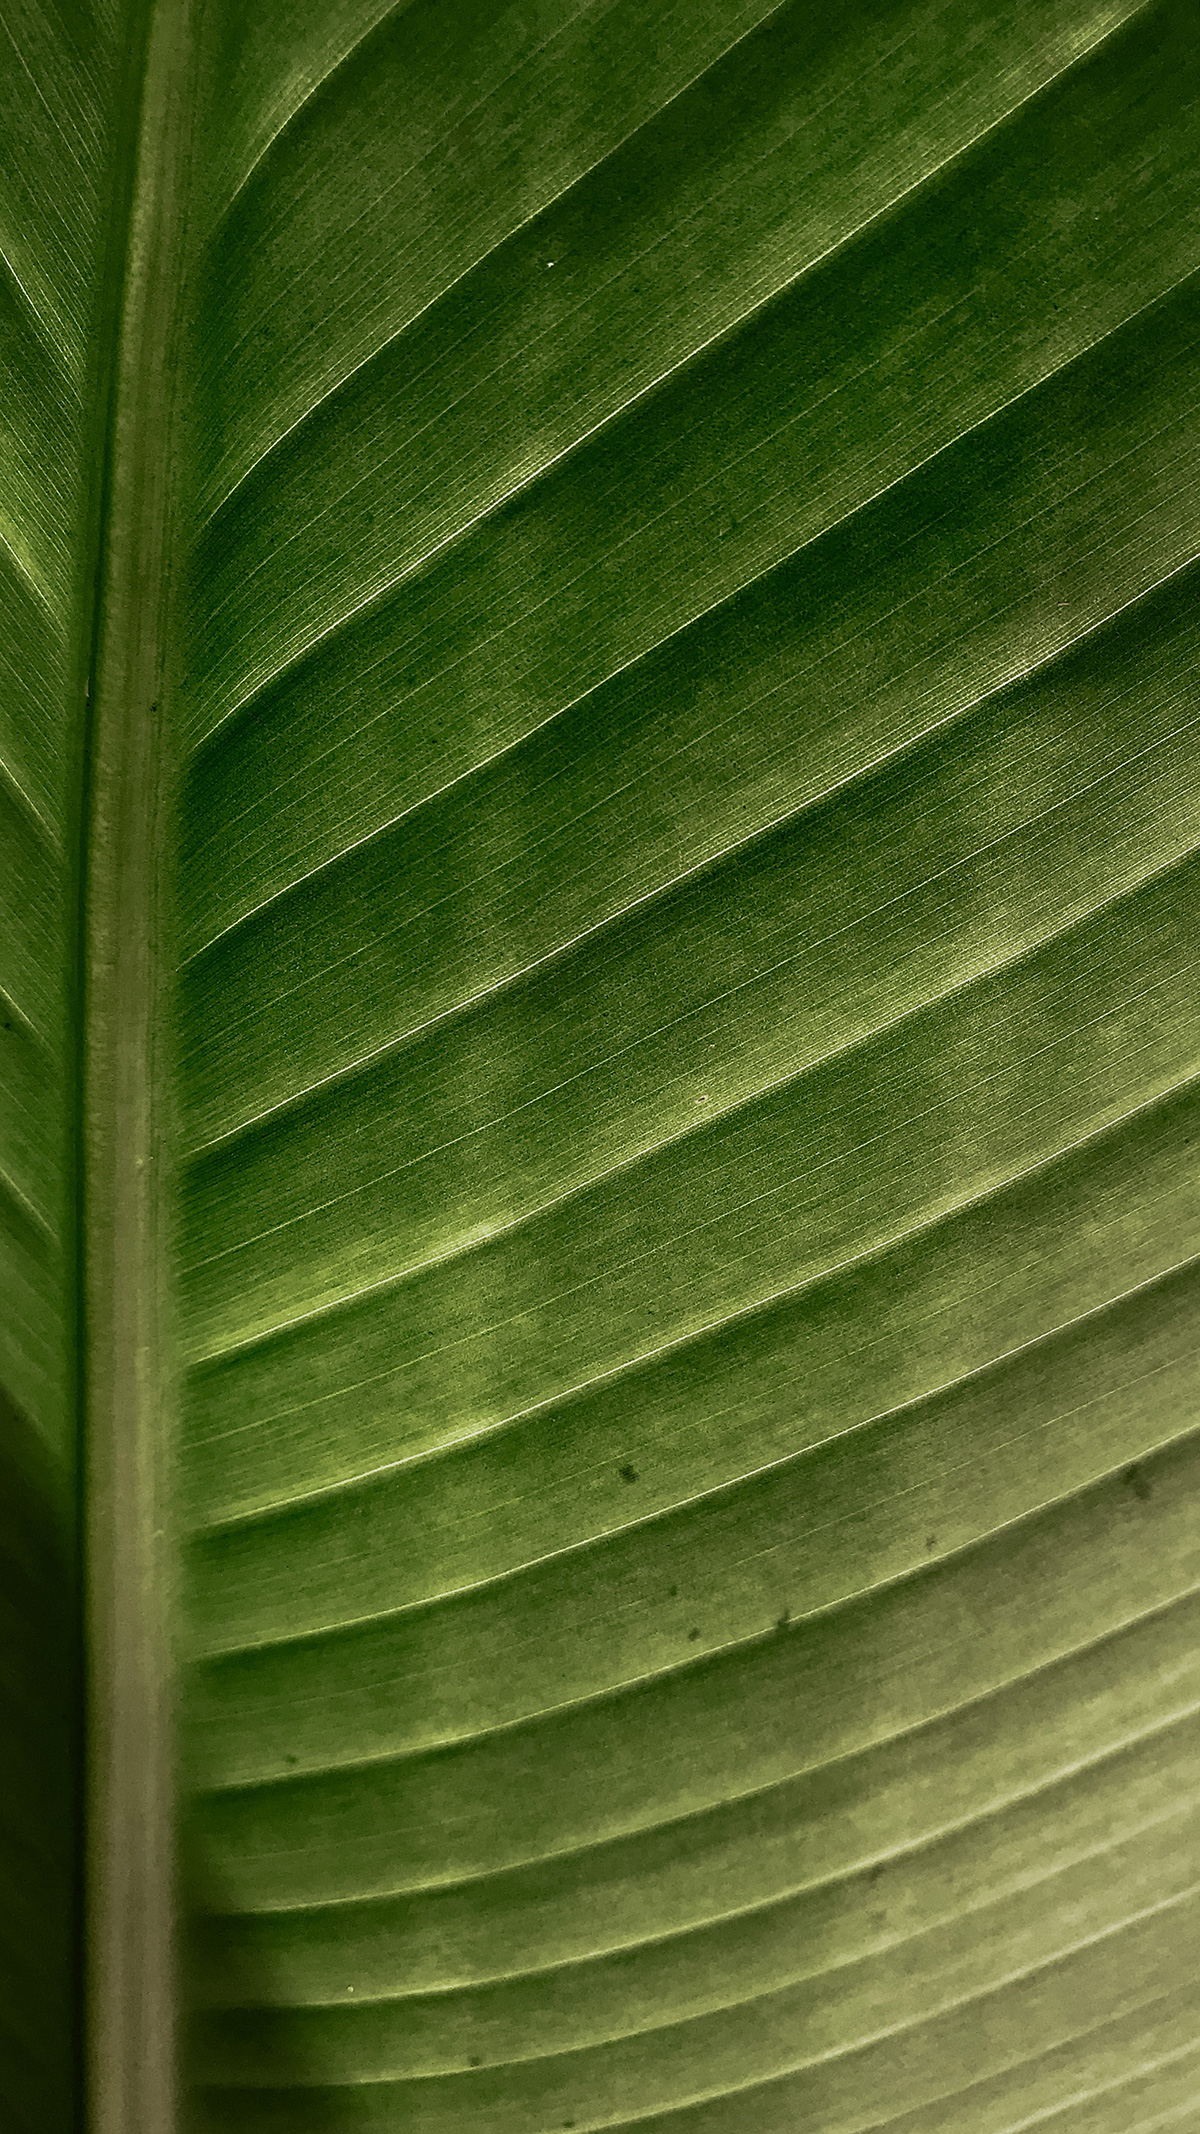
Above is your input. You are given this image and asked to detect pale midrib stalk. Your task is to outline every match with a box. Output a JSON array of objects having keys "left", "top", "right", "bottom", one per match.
[{"left": 82, "top": 2, "right": 196, "bottom": 2129}]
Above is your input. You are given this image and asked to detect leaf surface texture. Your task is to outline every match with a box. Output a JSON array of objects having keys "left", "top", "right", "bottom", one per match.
[{"left": 1, "top": 0, "right": 1199, "bottom": 2126}]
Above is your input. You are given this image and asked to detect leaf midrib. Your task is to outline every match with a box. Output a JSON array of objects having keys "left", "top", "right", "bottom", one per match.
[{"left": 76, "top": 2, "right": 198, "bottom": 2127}]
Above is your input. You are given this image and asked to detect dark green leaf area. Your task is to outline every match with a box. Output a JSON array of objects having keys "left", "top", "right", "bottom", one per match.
[
  {"left": 0, "top": 5, "right": 129, "bottom": 2113},
  {"left": 180, "top": 271, "right": 1200, "bottom": 1288},
  {"left": 190, "top": 0, "right": 776, "bottom": 519},
  {"left": 180, "top": 0, "right": 1193, "bottom": 951}
]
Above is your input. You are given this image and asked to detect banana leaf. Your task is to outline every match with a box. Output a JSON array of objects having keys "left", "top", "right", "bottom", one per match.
[{"left": 1, "top": 0, "right": 1198, "bottom": 2127}]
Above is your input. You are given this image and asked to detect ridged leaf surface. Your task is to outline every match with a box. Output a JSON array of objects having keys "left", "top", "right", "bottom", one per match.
[{"left": 1, "top": 0, "right": 1199, "bottom": 2128}]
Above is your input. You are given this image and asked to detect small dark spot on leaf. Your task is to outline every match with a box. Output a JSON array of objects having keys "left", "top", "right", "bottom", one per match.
[
  {"left": 468, "top": 2056, "right": 482, "bottom": 2068},
  {"left": 1125, "top": 1464, "right": 1152, "bottom": 1501},
  {"left": 867, "top": 1862, "right": 884, "bottom": 1883},
  {"left": 688, "top": 1627, "right": 701, "bottom": 1641},
  {"left": 618, "top": 1463, "right": 638, "bottom": 1483},
  {"left": 925, "top": 1534, "right": 937, "bottom": 1551},
  {"left": 775, "top": 1608, "right": 790, "bottom": 1631},
  {"left": 284, "top": 1754, "right": 297, "bottom": 1766},
  {"left": 668, "top": 1583, "right": 678, "bottom": 1598}
]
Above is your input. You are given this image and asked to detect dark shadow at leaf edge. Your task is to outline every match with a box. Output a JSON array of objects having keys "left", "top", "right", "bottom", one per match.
[{"left": 0, "top": 1381, "right": 79, "bottom": 2134}]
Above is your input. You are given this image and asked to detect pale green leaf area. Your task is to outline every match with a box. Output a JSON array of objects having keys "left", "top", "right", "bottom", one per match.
[{"left": 1, "top": 0, "right": 1199, "bottom": 2128}]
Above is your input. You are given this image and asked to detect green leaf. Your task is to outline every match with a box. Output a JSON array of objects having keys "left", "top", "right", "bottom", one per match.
[{"left": 2, "top": 0, "right": 1199, "bottom": 2128}]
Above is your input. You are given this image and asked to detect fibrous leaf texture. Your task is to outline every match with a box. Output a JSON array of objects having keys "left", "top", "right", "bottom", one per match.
[{"left": 1, "top": 0, "right": 1199, "bottom": 2129}]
